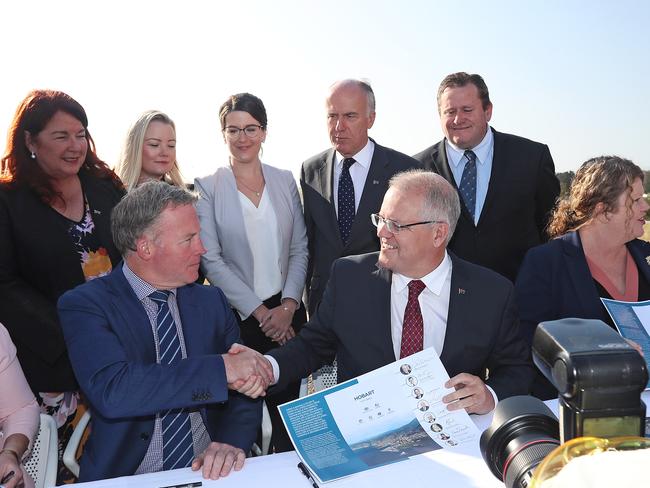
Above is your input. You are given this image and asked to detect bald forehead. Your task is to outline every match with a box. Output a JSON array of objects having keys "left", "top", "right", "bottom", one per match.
[{"left": 327, "top": 81, "right": 368, "bottom": 105}]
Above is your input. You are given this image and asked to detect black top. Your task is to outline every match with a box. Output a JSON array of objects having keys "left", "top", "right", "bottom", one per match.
[{"left": 0, "top": 169, "right": 124, "bottom": 392}]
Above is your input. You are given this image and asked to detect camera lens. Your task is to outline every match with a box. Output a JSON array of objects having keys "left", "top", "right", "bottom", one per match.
[{"left": 480, "top": 396, "right": 560, "bottom": 488}]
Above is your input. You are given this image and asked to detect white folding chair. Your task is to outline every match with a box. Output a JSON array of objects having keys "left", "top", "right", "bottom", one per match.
[
  {"left": 62, "top": 409, "right": 91, "bottom": 478},
  {"left": 22, "top": 414, "right": 58, "bottom": 488}
]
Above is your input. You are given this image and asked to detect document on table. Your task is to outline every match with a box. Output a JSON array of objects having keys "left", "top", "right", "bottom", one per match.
[
  {"left": 278, "top": 348, "right": 480, "bottom": 484},
  {"left": 601, "top": 298, "right": 650, "bottom": 389}
]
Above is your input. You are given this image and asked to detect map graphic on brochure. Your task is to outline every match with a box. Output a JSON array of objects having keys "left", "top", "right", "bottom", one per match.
[
  {"left": 278, "top": 348, "right": 480, "bottom": 484},
  {"left": 601, "top": 298, "right": 650, "bottom": 389}
]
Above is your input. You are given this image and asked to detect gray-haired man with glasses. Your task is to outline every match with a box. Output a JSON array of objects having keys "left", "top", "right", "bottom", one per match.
[{"left": 259, "top": 169, "right": 533, "bottom": 415}]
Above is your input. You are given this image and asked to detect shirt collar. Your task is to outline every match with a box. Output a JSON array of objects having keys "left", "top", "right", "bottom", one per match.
[
  {"left": 447, "top": 125, "right": 493, "bottom": 168},
  {"left": 334, "top": 138, "right": 374, "bottom": 169},
  {"left": 122, "top": 261, "right": 177, "bottom": 300},
  {"left": 392, "top": 251, "right": 452, "bottom": 297}
]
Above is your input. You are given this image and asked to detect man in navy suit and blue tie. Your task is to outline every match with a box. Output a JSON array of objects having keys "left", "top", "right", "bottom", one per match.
[
  {"left": 58, "top": 182, "right": 272, "bottom": 482},
  {"left": 414, "top": 72, "right": 560, "bottom": 283},
  {"left": 301, "top": 79, "right": 420, "bottom": 316}
]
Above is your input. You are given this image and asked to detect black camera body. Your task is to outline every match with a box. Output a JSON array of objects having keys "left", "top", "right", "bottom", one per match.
[{"left": 533, "top": 318, "right": 647, "bottom": 442}]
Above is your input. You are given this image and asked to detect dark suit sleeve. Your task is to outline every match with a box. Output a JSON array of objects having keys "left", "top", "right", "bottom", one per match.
[
  {"left": 268, "top": 258, "right": 342, "bottom": 391},
  {"left": 485, "top": 284, "right": 534, "bottom": 399},
  {"left": 534, "top": 145, "right": 560, "bottom": 241},
  {"left": 58, "top": 287, "right": 232, "bottom": 419}
]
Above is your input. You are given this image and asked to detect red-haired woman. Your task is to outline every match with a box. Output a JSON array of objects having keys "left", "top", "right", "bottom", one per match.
[{"left": 0, "top": 90, "right": 124, "bottom": 482}]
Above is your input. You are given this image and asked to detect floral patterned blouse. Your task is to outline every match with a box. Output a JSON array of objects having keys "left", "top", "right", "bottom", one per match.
[{"left": 65, "top": 197, "right": 113, "bottom": 281}]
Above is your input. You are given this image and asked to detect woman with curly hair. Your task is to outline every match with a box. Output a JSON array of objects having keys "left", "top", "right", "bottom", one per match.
[{"left": 515, "top": 155, "right": 650, "bottom": 399}]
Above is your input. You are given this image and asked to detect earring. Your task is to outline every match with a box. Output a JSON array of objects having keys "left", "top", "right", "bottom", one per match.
[{"left": 30, "top": 151, "right": 36, "bottom": 159}]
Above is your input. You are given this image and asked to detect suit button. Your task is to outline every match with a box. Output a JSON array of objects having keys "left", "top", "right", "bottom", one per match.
[{"left": 140, "top": 432, "right": 150, "bottom": 440}]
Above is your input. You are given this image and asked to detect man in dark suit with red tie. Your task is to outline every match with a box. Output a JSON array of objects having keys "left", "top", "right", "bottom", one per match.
[
  {"left": 265, "top": 170, "right": 532, "bottom": 414},
  {"left": 413, "top": 72, "right": 560, "bottom": 283},
  {"left": 301, "top": 79, "right": 420, "bottom": 316}
]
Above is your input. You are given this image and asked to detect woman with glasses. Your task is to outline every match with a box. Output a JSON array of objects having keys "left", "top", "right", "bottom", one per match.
[
  {"left": 194, "top": 93, "right": 308, "bottom": 453},
  {"left": 114, "top": 110, "right": 185, "bottom": 191}
]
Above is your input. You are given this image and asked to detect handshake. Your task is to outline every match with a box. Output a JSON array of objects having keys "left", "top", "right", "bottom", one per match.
[{"left": 221, "top": 344, "right": 275, "bottom": 398}]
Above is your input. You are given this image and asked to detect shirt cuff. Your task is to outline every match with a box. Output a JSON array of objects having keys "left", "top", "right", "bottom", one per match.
[
  {"left": 265, "top": 355, "right": 280, "bottom": 385},
  {"left": 486, "top": 384, "right": 498, "bottom": 412}
]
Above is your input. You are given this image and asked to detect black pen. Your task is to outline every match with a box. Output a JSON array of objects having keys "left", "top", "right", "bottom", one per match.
[
  {"left": 0, "top": 470, "right": 15, "bottom": 485},
  {"left": 297, "top": 462, "right": 319, "bottom": 488},
  {"left": 159, "top": 482, "right": 202, "bottom": 488}
]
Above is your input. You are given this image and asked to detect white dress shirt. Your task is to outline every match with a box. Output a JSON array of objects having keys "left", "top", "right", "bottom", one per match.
[
  {"left": 445, "top": 125, "right": 494, "bottom": 224},
  {"left": 390, "top": 252, "right": 452, "bottom": 359},
  {"left": 332, "top": 139, "right": 375, "bottom": 215}
]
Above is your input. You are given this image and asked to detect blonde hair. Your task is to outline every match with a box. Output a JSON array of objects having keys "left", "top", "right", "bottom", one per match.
[
  {"left": 115, "top": 110, "right": 185, "bottom": 191},
  {"left": 548, "top": 156, "right": 644, "bottom": 238}
]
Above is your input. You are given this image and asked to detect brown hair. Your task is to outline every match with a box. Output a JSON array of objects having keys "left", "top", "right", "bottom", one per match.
[
  {"left": 0, "top": 89, "right": 122, "bottom": 204},
  {"left": 547, "top": 155, "right": 644, "bottom": 238},
  {"left": 437, "top": 72, "right": 491, "bottom": 111}
]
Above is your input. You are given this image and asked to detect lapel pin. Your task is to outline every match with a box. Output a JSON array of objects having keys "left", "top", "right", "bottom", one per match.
[
  {"left": 373, "top": 180, "right": 380, "bottom": 185},
  {"left": 93, "top": 210, "right": 102, "bottom": 215},
  {"left": 458, "top": 288, "right": 466, "bottom": 295}
]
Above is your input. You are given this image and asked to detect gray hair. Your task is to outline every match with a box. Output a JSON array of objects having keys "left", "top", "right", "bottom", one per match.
[
  {"left": 388, "top": 170, "right": 460, "bottom": 244},
  {"left": 329, "top": 79, "right": 376, "bottom": 114},
  {"left": 111, "top": 180, "right": 197, "bottom": 256}
]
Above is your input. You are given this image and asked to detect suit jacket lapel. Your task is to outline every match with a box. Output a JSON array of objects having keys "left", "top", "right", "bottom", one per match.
[
  {"left": 477, "top": 128, "right": 503, "bottom": 226},
  {"left": 440, "top": 254, "right": 470, "bottom": 369},
  {"left": 107, "top": 266, "right": 157, "bottom": 362},
  {"left": 627, "top": 239, "right": 650, "bottom": 285},
  {"left": 349, "top": 142, "right": 387, "bottom": 246},
  {"left": 371, "top": 264, "right": 397, "bottom": 363},
  {"left": 176, "top": 286, "right": 202, "bottom": 356},
  {"left": 561, "top": 232, "right": 603, "bottom": 317},
  {"left": 316, "top": 150, "right": 342, "bottom": 247}
]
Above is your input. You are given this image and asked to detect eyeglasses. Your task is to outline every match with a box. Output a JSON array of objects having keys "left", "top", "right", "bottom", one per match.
[
  {"left": 371, "top": 213, "right": 442, "bottom": 233},
  {"left": 223, "top": 125, "right": 264, "bottom": 139}
]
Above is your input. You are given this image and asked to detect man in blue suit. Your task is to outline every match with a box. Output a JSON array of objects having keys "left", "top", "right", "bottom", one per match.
[{"left": 58, "top": 181, "right": 272, "bottom": 482}]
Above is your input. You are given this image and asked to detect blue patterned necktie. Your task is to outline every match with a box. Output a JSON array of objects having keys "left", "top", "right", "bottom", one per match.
[
  {"left": 149, "top": 290, "right": 194, "bottom": 471},
  {"left": 459, "top": 150, "right": 477, "bottom": 220},
  {"left": 338, "top": 157, "right": 356, "bottom": 244}
]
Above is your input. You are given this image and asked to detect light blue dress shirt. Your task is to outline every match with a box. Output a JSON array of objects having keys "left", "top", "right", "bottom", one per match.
[{"left": 445, "top": 126, "right": 494, "bottom": 225}]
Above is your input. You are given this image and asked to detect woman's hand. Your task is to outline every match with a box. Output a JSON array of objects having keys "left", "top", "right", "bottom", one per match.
[{"left": 260, "top": 300, "right": 297, "bottom": 345}]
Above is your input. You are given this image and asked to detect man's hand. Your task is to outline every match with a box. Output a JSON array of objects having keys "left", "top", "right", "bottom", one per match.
[
  {"left": 442, "top": 373, "right": 495, "bottom": 414},
  {"left": 191, "top": 442, "right": 245, "bottom": 479},
  {"left": 222, "top": 344, "right": 274, "bottom": 398}
]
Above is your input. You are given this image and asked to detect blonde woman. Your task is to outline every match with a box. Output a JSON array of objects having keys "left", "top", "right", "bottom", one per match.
[{"left": 115, "top": 110, "right": 185, "bottom": 190}]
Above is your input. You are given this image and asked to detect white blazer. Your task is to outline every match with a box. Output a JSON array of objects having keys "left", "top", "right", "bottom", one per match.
[{"left": 194, "top": 164, "right": 308, "bottom": 318}]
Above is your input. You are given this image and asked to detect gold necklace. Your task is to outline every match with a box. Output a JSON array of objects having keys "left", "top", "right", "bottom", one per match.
[{"left": 233, "top": 171, "right": 264, "bottom": 197}]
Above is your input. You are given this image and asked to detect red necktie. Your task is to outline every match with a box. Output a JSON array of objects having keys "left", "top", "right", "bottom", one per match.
[{"left": 400, "top": 280, "right": 426, "bottom": 358}]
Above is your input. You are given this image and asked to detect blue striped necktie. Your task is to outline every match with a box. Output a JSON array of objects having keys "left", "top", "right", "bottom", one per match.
[
  {"left": 149, "top": 290, "right": 194, "bottom": 471},
  {"left": 459, "top": 150, "right": 477, "bottom": 220},
  {"left": 338, "top": 157, "right": 356, "bottom": 244}
]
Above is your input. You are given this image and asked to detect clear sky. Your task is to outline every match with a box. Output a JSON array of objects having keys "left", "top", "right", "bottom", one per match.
[{"left": 2, "top": 0, "right": 649, "bottom": 181}]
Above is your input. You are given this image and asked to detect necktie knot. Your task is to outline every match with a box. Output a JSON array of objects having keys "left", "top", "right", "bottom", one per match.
[
  {"left": 149, "top": 289, "right": 171, "bottom": 304},
  {"left": 464, "top": 150, "right": 476, "bottom": 164},
  {"left": 342, "top": 157, "right": 356, "bottom": 170},
  {"left": 408, "top": 280, "right": 426, "bottom": 298}
]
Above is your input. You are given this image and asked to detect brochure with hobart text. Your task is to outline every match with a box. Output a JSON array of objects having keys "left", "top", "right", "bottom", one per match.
[{"left": 278, "top": 347, "right": 480, "bottom": 484}]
